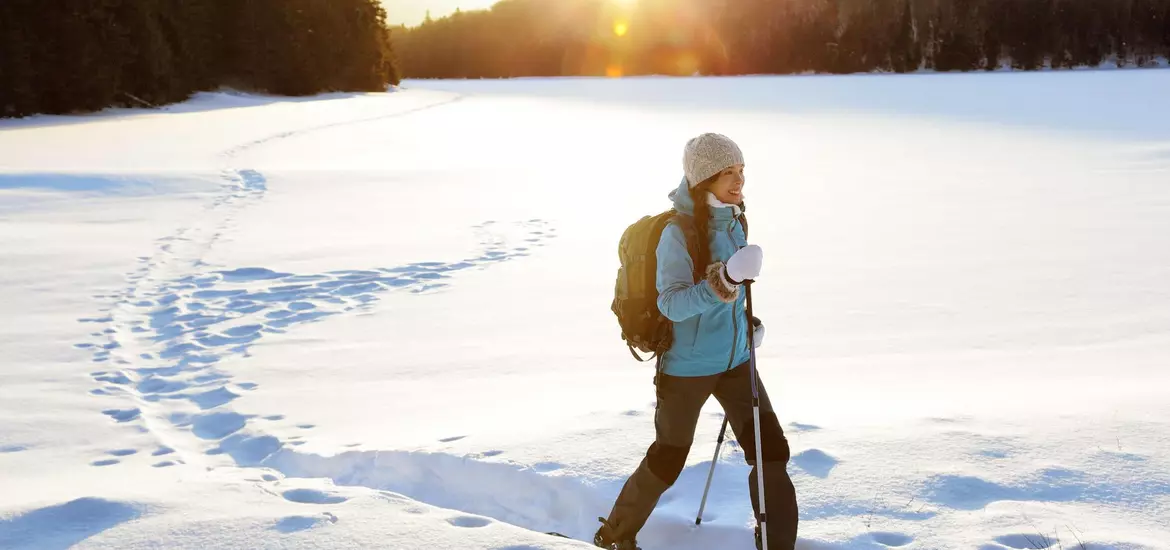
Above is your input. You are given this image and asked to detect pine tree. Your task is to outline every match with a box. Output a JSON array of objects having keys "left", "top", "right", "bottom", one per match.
[
  {"left": 891, "top": 0, "right": 919, "bottom": 72},
  {"left": 2, "top": 0, "right": 399, "bottom": 118}
]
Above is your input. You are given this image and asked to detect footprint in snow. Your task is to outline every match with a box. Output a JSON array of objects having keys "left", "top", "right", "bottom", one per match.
[
  {"left": 791, "top": 448, "right": 839, "bottom": 478},
  {"left": 188, "top": 387, "right": 241, "bottom": 410},
  {"left": 448, "top": 515, "right": 491, "bottom": 528},
  {"left": 919, "top": 467, "right": 1096, "bottom": 512},
  {"left": 274, "top": 513, "right": 337, "bottom": 533},
  {"left": 102, "top": 408, "right": 141, "bottom": 423},
  {"left": 106, "top": 449, "right": 137, "bottom": 457},
  {"left": 531, "top": 462, "right": 563, "bottom": 473},
  {"left": 995, "top": 534, "right": 1055, "bottom": 549},
  {"left": 91, "top": 459, "right": 120, "bottom": 467},
  {"left": 137, "top": 377, "right": 190, "bottom": 394},
  {"left": 282, "top": 488, "right": 349, "bottom": 505},
  {"left": 870, "top": 532, "right": 914, "bottom": 547},
  {"left": 438, "top": 435, "right": 466, "bottom": 443},
  {"left": 190, "top": 411, "right": 247, "bottom": 440},
  {"left": 789, "top": 422, "right": 822, "bottom": 432}
]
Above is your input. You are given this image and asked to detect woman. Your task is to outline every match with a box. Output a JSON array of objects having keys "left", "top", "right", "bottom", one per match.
[{"left": 593, "top": 133, "right": 799, "bottom": 550}]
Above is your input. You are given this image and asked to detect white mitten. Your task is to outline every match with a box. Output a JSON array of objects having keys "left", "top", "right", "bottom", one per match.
[
  {"left": 725, "top": 244, "right": 763, "bottom": 284},
  {"left": 752, "top": 322, "right": 765, "bottom": 349}
]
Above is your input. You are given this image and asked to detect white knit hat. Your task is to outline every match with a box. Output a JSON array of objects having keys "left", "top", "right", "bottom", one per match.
[{"left": 683, "top": 133, "right": 744, "bottom": 188}]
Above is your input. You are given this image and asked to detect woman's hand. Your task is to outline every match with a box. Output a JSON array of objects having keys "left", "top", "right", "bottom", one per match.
[{"left": 725, "top": 244, "right": 763, "bottom": 284}]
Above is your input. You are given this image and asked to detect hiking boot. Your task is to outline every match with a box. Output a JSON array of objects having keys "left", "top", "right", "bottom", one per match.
[{"left": 593, "top": 517, "right": 641, "bottom": 550}]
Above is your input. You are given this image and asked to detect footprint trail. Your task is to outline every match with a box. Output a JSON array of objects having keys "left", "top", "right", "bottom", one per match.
[{"left": 77, "top": 216, "right": 556, "bottom": 471}]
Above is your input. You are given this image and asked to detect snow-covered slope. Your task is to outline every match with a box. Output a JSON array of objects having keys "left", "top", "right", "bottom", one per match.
[{"left": 2, "top": 70, "right": 1169, "bottom": 550}]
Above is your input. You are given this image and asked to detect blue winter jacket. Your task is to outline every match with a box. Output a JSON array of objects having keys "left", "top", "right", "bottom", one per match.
[{"left": 657, "top": 177, "right": 752, "bottom": 377}]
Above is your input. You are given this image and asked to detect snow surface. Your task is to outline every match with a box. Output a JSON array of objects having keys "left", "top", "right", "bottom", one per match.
[{"left": 2, "top": 70, "right": 1169, "bottom": 550}]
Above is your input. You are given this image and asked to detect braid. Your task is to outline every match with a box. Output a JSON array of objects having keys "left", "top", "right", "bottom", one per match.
[{"left": 689, "top": 181, "right": 713, "bottom": 271}]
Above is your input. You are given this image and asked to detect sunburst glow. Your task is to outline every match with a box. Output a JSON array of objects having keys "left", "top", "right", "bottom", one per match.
[{"left": 613, "top": 20, "right": 629, "bottom": 37}]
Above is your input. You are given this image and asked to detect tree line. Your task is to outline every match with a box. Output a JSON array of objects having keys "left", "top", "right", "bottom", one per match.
[
  {"left": 0, "top": 0, "right": 400, "bottom": 119},
  {"left": 392, "top": 0, "right": 1170, "bottom": 78}
]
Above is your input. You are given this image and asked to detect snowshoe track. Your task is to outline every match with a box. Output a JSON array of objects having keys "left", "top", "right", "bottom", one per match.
[
  {"left": 68, "top": 92, "right": 555, "bottom": 479},
  {"left": 70, "top": 94, "right": 592, "bottom": 543},
  {"left": 78, "top": 214, "right": 556, "bottom": 466}
]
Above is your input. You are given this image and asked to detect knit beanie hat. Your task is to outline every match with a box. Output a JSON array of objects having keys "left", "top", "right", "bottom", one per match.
[{"left": 683, "top": 133, "right": 744, "bottom": 188}]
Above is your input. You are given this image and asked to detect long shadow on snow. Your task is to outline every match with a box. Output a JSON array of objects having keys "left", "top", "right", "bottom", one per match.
[
  {"left": 0, "top": 498, "right": 142, "bottom": 550},
  {"left": 265, "top": 445, "right": 897, "bottom": 550},
  {"left": 265, "top": 448, "right": 780, "bottom": 548},
  {"left": 920, "top": 467, "right": 1170, "bottom": 511},
  {"left": 0, "top": 173, "right": 211, "bottom": 197}
]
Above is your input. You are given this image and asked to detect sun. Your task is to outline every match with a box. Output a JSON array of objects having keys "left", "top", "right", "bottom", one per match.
[{"left": 613, "top": 20, "right": 629, "bottom": 37}]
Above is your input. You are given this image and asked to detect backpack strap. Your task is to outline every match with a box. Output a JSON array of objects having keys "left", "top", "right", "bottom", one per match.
[
  {"left": 645, "top": 211, "right": 704, "bottom": 380},
  {"left": 629, "top": 344, "right": 653, "bottom": 362}
]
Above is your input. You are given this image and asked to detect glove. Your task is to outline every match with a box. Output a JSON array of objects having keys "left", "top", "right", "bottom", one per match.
[
  {"left": 751, "top": 317, "right": 765, "bottom": 349},
  {"left": 725, "top": 244, "right": 763, "bottom": 284}
]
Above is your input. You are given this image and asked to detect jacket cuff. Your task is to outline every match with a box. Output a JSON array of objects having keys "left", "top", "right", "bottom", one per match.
[{"left": 706, "top": 262, "right": 739, "bottom": 303}]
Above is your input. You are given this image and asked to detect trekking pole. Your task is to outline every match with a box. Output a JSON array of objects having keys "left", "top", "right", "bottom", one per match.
[
  {"left": 744, "top": 280, "right": 767, "bottom": 550},
  {"left": 695, "top": 415, "right": 728, "bottom": 525}
]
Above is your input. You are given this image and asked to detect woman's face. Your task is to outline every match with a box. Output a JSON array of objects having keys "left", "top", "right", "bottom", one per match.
[{"left": 708, "top": 164, "right": 745, "bottom": 205}]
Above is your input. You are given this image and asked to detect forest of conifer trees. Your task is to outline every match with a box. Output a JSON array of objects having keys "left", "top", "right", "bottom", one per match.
[
  {"left": 392, "top": 0, "right": 1170, "bottom": 78},
  {"left": 0, "top": 0, "right": 400, "bottom": 119},
  {"left": 3, "top": 0, "right": 1166, "bottom": 119}
]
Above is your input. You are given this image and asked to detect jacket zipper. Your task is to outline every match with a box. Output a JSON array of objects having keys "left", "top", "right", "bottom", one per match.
[
  {"left": 727, "top": 302, "right": 738, "bottom": 372},
  {"left": 726, "top": 219, "right": 740, "bottom": 372}
]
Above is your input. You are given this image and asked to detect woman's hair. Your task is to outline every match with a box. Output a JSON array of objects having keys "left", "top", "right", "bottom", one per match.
[
  {"left": 689, "top": 176, "right": 716, "bottom": 271},
  {"left": 688, "top": 173, "right": 749, "bottom": 274}
]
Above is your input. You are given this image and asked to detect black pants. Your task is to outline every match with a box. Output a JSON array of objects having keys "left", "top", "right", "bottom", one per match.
[{"left": 601, "top": 362, "right": 798, "bottom": 549}]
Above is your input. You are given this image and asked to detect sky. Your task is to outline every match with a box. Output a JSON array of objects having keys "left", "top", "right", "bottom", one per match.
[{"left": 383, "top": 0, "right": 497, "bottom": 27}]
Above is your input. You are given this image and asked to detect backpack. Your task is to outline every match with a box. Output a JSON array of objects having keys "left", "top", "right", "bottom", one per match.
[
  {"left": 611, "top": 206, "right": 750, "bottom": 364},
  {"left": 611, "top": 210, "right": 699, "bottom": 363}
]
